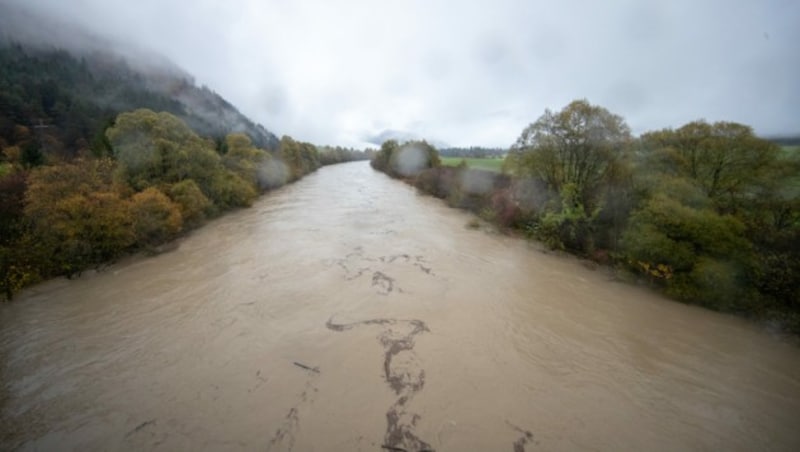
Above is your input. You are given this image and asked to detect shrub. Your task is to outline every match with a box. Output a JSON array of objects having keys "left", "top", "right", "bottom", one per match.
[{"left": 130, "top": 188, "right": 183, "bottom": 246}]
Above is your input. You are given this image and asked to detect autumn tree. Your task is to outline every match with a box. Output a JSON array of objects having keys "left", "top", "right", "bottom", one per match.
[
  {"left": 24, "top": 159, "right": 134, "bottom": 276},
  {"left": 168, "top": 179, "right": 212, "bottom": 228},
  {"left": 107, "top": 109, "right": 258, "bottom": 209},
  {"left": 129, "top": 188, "right": 183, "bottom": 246}
]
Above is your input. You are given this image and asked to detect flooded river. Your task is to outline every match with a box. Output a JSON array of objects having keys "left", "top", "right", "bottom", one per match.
[{"left": 2, "top": 162, "right": 799, "bottom": 451}]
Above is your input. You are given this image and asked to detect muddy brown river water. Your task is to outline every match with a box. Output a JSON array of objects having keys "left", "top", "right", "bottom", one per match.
[{"left": 2, "top": 161, "right": 800, "bottom": 451}]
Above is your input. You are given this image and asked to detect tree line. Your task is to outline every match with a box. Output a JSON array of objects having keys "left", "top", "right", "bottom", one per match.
[
  {"left": 371, "top": 100, "right": 800, "bottom": 333},
  {"left": 0, "top": 108, "right": 366, "bottom": 300}
]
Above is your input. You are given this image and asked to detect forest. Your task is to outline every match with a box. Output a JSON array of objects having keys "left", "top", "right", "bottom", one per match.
[{"left": 372, "top": 100, "right": 800, "bottom": 333}]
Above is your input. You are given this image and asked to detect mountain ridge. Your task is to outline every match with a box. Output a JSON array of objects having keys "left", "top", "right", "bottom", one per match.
[{"left": 0, "top": 2, "right": 279, "bottom": 156}]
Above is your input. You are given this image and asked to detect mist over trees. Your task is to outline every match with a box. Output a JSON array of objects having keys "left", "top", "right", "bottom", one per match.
[
  {"left": 378, "top": 99, "right": 800, "bottom": 333},
  {"left": 0, "top": 41, "right": 279, "bottom": 165}
]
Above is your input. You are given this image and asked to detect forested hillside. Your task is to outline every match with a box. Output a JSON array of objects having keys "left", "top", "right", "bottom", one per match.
[{"left": 0, "top": 42, "right": 279, "bottom": 164}]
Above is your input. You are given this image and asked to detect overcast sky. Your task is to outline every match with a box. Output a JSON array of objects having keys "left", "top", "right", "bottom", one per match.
[{"left": 10, "top": 0, "right": 800, "bottom": 147}]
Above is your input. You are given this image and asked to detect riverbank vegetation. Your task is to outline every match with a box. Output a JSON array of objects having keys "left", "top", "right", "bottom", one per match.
[
  {"left": 0, "top": 108, "right": 367, "bottom": 300},
  {"left": 372, "top": 100, "right": 800, "bottom": 333},
  {"left": 0, "top": 39, "right": 372, "bottom": 300}
]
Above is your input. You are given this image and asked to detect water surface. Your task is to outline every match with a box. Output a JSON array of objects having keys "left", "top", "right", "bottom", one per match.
[{"left": 2, "top": 162, "right": 799, "bottom": 451}]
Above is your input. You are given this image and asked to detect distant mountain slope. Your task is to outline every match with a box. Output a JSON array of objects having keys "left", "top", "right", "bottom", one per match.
[{"left": 0, "top": 3, "right": 279, "bottom": 158}]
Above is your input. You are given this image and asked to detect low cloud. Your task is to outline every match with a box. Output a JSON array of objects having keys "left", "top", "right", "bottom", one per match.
[{"left": 8, "top": 0, "right": 800, "bottom": 146}]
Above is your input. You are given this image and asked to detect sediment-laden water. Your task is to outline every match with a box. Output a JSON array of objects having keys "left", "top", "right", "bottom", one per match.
[{"left": 2, "top": 162, "right": 799, "bottom": 451}]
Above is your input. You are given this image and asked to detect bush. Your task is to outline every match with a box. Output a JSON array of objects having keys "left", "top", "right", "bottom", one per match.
[
  {"left": 168, "top": 179, "right": 212, "bottom": 227},
  {"left": 130, "top": 188, "right": 183, "bottom": 246}
]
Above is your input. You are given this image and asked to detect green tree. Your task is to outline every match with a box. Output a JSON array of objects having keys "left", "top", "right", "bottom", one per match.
[
  {"left": 388, "top": 140, "right": 440, "bottom": 177},
  {"left": 621, "top": 177, "right": 752, "bottom": 310},
  {"left": 222, "top": 133, "right": 270, "bottom": 188},
  {"left": 106, "top": 109, "right": 221, "bottom": 192},
  {"left": 640, "top": 121, "right": 780, "bottom": 211},
  {"left": 278, "top": 135, "right": 320, "bottom": 181},
  {"left": 371, "top": 139, "right": 398, "bottom": 172},
  {"left": 370, "top": 140, "right": 440, "bottom": 178},
  {"left": 505, "top": 99, "right": 631, "bottom": 210}
]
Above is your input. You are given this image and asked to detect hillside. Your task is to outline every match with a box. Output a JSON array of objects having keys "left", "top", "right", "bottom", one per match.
[{"left": 0, "top": 3, "right": 279, "bottom": 161}]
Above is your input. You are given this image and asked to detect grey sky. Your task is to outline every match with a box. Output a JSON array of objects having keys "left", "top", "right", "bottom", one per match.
[{"left": 10, "top": 0, "right": 800, "bottom": 147}]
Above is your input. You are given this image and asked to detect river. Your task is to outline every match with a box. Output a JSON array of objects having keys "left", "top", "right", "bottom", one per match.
[{"left": 2, "top": 161, "right": 799, "bottom": 451}]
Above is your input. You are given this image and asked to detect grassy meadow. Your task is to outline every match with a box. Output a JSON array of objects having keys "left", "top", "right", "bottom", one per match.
[{"left": 440, "top": 157, "right": 505, "bottom": 172}]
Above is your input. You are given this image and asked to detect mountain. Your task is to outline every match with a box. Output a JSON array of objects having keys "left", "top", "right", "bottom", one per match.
[{"left": 0, "top": 2, "right": 279, "bottom": 160}]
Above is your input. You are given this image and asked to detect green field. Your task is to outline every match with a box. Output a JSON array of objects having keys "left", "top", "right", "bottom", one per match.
[
  {"left": 440, "top": 157, "right": 505, "bottom": 172},
  {"left": 781, "top": 145, "right": 800, "bottom": 156},
  {"left": 780, "top": 146, "right": 800, "bottom": 195}
]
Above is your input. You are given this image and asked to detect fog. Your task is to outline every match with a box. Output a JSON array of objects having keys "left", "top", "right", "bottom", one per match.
[{"left": 5, "top": 0, "right": 799, "bottom": 147}]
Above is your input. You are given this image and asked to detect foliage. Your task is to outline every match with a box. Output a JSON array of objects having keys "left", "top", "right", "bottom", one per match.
[
  {"left": 278, "top": 135, "right": 320, "bottom": 182},
  {"left": 24, "top": 159, "right": 134, "bottom": 276},
  {"left": 317, "top": 145, "right": 372, "bottom": 165},
  {"left": 222, "top": 133, "right": 270, "bottom": 188},
  {"left": 620, "top": 185, "right": 751, "bottom": 310},
  {"left": 129, "top": 188, "right": 183, "bottom": 246},
  {"left": 402, "top": 99, "right": 799, "bottom": 332},
  {"left": 106, "top": 109, "right": 263, "bottom": 210},
  {"left": 640, "top": 121, "right": 781, "bottom": 211},
  {"left": 371, "top": 139, "right": 441, "bottom": 178},
  {"left": 505, "top": 99, "right": 631, "bottom": 210},
  {"left": 106, "top": 109, "right": 223, "bottom": 191},
  {"left": 168, "top": 179, "right": 212, "bottom": 228},
  {"left": 370, "top": 139, "right": 398, "bottom": 173},
  {"left": 0, "top": 108, "right": 326, "bottom": 300},
  {"left": 530, "top": 183, "right": 597, "bottom": 252}
]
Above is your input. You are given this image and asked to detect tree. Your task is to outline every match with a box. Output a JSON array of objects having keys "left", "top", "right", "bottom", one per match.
[
  {"left": 222, "top": 133, "right": 270, "bottom": 188},
  {"left": 506, "top": 99, "right": 631, "bottom": 210},
  {"left": 168, "top": 179, "right": 212, "bottom": 227},
  {"left": 640, "top": 121, "right": 780, "bottom": 211},
  {"left": 371, "top": 139, "right": 398, "bottom": 172},
  {"left": 129, "top": 188, "right": 183, "bottom": 246},
  {"left": 621, "top": 176, "right": 752, "bottom": 310},
  {"left": 106, "top": 109, "right": 221, "bottom": 192},
  {"left": 388, "top": 141, "right": 440, "bottom": 177},
  {"left": 371, "top": 140, "right": 440, "bottom": 178},
  {"left": 278, "top": 135, "right": 320, "bottom": 181},
  {"left": 24, "top": 159, "right": 134, "bottom": 275}
]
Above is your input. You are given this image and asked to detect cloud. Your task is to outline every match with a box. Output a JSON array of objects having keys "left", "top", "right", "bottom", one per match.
[{"left": 9, "top": 0, "right": 800, "bottom": 146}]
